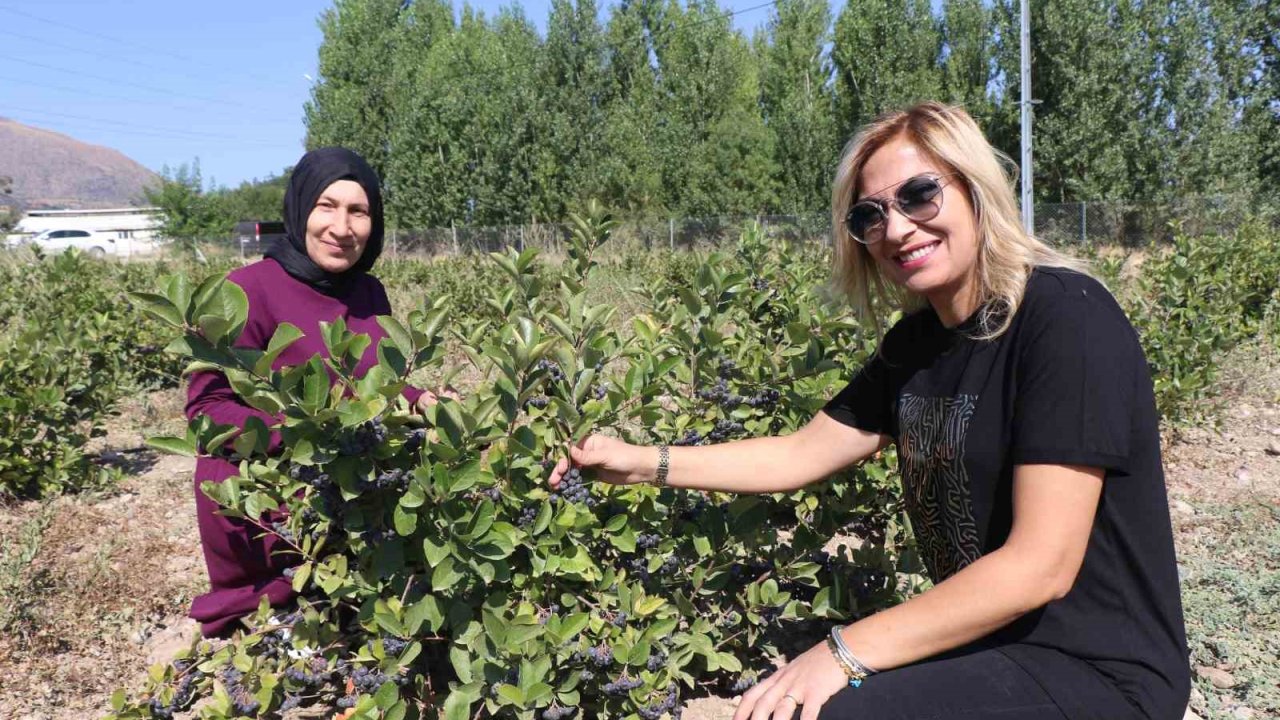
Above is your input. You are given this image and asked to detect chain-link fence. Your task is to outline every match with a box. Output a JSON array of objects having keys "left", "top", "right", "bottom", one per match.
[
  {"left": 202, "top": 196, "right": 1274, "bottom": 259},
  {"left": 1033, "top": 196, "right": 1270, "bottom": 247}
]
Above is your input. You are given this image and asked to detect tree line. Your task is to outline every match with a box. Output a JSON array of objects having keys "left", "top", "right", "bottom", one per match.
[
  {"left": 144, "top": 0, "right": 1276, "bottom": 237},
  {"left": 303, "top": 0, "right": 1277, "bottom": 228}
]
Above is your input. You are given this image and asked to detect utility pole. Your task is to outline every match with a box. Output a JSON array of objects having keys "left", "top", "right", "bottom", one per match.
[{"left": 1020, "top": 0, "right": 1035, "bottom": 235}]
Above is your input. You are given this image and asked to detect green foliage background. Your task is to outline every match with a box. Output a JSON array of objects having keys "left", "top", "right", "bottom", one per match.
[{"left": 295, "top": 0, "right": 1278, "bottom": 226}]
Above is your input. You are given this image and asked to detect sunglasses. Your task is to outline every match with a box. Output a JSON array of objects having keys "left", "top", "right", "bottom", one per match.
[{"left": 844, "top": 173, "right": 957, "bottom": 245}]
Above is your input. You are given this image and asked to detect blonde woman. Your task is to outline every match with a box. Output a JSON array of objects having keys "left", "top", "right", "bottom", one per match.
[{"left": 550, "top": 103, "right": 1189, "bottom": 719}]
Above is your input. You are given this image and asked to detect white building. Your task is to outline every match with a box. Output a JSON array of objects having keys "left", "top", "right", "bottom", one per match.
[{"left": 14, "top": 206, "right": 163, "bottom": 240}]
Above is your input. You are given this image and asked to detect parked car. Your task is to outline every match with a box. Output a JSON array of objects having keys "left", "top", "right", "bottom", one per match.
[
  {"left": 20, "top": 228, "right": 121, "bottom": 257},
  {"left": 234, "top": 220, "right": 286, "bottom": 255}
]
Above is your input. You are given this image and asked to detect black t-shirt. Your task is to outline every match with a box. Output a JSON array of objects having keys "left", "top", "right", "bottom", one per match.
[{"left": 824, "top": 267, "right": 1190, "bottom": 720}]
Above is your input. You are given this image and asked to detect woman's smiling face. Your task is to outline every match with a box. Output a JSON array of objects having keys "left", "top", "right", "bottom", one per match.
[
  {"left": 857, "top": 137, "right": 981, "bottom": 325},
  {"left": 305, "top": 179, "right": 371, "bottom": 273}
]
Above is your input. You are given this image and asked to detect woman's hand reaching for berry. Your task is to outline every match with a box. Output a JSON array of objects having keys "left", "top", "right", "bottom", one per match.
[{"left": 548, "top": 435, "right": 658, "bottom": 489}]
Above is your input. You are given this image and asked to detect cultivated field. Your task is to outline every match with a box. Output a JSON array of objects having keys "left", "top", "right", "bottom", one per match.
[{"left": 0, "top": 220, "right": 1277, "bottom": 720}]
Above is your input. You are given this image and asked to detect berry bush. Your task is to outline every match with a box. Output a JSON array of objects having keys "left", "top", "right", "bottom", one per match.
[
  {"left": 0, "top": 249, "right": 228, "bottom": 499},
  {"left": 108, "top": 207, "right": 909, "bottom": 719}
]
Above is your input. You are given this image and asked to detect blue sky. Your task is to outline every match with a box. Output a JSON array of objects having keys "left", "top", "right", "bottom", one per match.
[{"left": 0, "top": 0, "right": 779, "bottom": 189}]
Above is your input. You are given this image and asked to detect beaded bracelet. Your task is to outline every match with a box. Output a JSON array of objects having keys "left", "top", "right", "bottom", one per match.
[{"left": 825, "top": 636, "right": 867, "bottom": 688}]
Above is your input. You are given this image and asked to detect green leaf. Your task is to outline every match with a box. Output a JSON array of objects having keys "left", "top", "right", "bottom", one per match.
[
  {"left": 145, "top": 436, "right": 196, "bottom": 457},
  {"left": 377, "top": 315, "right": 414, "bottom": 357},
  {"left": 130, "top": 292, "right": 184, "bottom": 327},
  {"left": 496, "top": 684, "right": 524, "bottom": 705},
  {"left": 442, "top": 682, "right": 481, "bottom": 720},
  {"left": 405, "top": 595, "right": 445, "bottom": 634}
]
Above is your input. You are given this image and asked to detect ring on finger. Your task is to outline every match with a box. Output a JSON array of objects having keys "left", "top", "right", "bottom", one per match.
[{"left": 783, "top": 693, "right": 802, "bottom": 705}]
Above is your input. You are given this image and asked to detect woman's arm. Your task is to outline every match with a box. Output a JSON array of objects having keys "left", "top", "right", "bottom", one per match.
[
  {"left": 186, "top": 370, "right": 284, "bottom": 452},
  {"left": 838, "top": 463, "right": 1102, "bottom": 668},
  {"left": 550, "top": 411, "right": 887, "bottom": 494},
  {"left": 734, "top": 463, "right": 1103, "bottom": 720}
]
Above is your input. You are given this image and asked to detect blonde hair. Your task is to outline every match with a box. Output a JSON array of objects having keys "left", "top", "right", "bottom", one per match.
[{"left": 830, "top": 102, "right": 1089, "bottom": 339}]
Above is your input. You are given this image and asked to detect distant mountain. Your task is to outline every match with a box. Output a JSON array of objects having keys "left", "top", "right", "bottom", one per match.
[{"left": 0, "top": 118, "right": 160, "bottom": 209}]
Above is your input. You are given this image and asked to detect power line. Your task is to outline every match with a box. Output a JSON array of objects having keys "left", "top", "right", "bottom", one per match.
[
  {"left": 1, "top": 106, "right": 288, "bottom": 146},
  {"left": 0, "top": 27, "right": 205, "bottom": 79},
  {"left": 0, "top": 4, "right": 294, "bottom": 88},
  {"left": 0, "top": 74, "right": 219, "bottom": 114},
  {"left": 0, "top": 74, "right": 300, "bottom": 126},
  {"left": 0, "top": 54, "right": 259, "bottom": 111},
  {"left": 4, "top": 114, "right": 282, "bottom": 147}
]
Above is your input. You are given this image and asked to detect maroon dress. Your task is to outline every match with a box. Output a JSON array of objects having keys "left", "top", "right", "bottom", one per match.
[{"left": 185, "top": 257, "right": 424, "bottom": 637}]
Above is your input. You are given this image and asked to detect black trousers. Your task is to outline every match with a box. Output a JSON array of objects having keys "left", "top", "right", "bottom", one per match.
[{"left": 813, "top": 646, "right": 1068, "bottom": 720}]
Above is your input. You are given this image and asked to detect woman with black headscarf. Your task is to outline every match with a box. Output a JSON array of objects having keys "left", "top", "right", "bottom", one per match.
[{"left": 185, "top": 147, "right": 447, "bottom": 637}]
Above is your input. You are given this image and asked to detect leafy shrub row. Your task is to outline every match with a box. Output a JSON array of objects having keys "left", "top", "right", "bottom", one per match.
[{"left": 0, "top": 249, "right": 235, "bottom": 499}]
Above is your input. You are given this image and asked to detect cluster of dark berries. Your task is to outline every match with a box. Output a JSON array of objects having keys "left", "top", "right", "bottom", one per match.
[
  {"left": 283, "top": 666, "right": 324, "bottom": 687},
  {"left": 678, "top": 493, "right": 712, "bottom": 521},
  {"left": 638, "top": 688, "right": 680, "bottom": 719},
  {"left": 646, "top": 650, "right": 668, "bottom": 672},
  {"left": 658, "top": 555, "right": 680, "bottom": 575},
  {"left": 337, "top": 420, "right": 387, "bottom": 456},
  {"left": 404, "top": 428, "right": 427, "bottom": 452},
  {"left": 255, "top": 629, "right": 292, "bottom": 660},
  {"left": 280, "top": 694, "right": 303, "bottom": 712},
  {"left": 359, "top": 467, "right": 411, "bottom": 493},
  {"left": 146, "top": 670, "right": 198, "bottom": 719},
  {"left": 637, "top": 532, "right": 661, "bottom": 550},
  {"left": 587, "top": 645, "right": 613, "bottom": 667},
  {"left": 708, "top": 419, "right": 745, "bottom": 443},
  {"left": 592, "top": 381, "right": 610, "bottom": 400},
  {"left": 484, "top": 486, "right": 502, "bottom": 502},
  {"left": 337, "top": 694, "right": 358, "bottom": 708},
  {"left": 541, "top": 706, "right": 578, "bottom": 720},
  {"left": 518, "top": 504, "right": 539, "bottom": 528},
  {"left": 751, "top": 277, "right": 771, "bottom": 292},
  {"left": 536, "top": 359, "right": 565, "bottom": 383},
  {"left": 744, "top": 388, "right": 781, "bottom": 409},
  {"left": 289, "top": 464, "right": 323, "bottom": 485},
  {"left": 382, "top": 637, "right": 410, "bottom": 655},
  {"left": 524, "top": 395, "right": 551, "bottom": 411},
  {"left": 628, "top": 556, "right": 651, "bottom": 579},
  {"left": 729, "top": 559, "right": 775, "bottom": 581},
  {"left": 603, "top": 675, "right": 644, "bottom": 696},
  {"left": 552, "top": 468, "right": 595, "bottom": 506},
  {"left": 217, "top": 667, "right": 260, "bottom": 716},
  {"left": 672, "top": 429, "right": 704, "bottom": 447},
  {"left": 269, "top": 520, "right": 295, "bottom": 544},
  {"left": 611, "top": 611, "right": 629, "bottom": 627},
  {"left": 730, "top": 673, "right": 759, "bottom": 693},
  {"left": 350, "top": 665, "right": 397, "bottom": 693},
  {"left": 697, "top": 377, "right": 744, "bottom": 408}
]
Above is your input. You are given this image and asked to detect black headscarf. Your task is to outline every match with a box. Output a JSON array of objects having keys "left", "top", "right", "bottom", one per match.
[{"left": 265, "top": 147, "right": 384, "bottom": 296}]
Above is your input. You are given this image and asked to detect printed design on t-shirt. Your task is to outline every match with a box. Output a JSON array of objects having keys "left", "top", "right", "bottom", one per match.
[{"left": 897, "top": 393, "right": 982, "bottom": 581}]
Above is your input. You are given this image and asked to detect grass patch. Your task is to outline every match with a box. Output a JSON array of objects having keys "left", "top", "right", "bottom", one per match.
[{"left": 1180, "top": 501, "right": 1280, "bottom": 718}]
